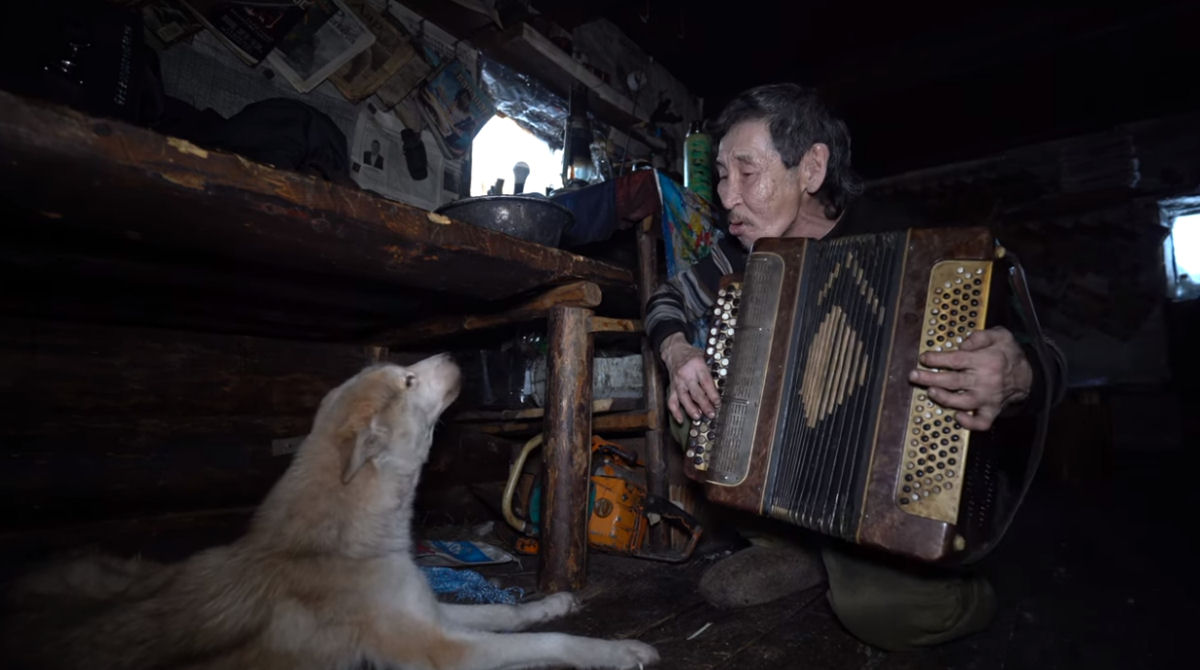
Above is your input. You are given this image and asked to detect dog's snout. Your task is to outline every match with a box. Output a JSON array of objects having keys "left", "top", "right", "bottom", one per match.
[
  {"left": 430, "top": 353, "right": 457, "bottom": 373},
  {"left": 413, "top": 352, "right": 458, "bottom": 377},
  {"left": 406, "top": 353, "right": 461, "bottom": 406},
  {"left": 437, "top": 355, "right": 462, "bottom": 401}
]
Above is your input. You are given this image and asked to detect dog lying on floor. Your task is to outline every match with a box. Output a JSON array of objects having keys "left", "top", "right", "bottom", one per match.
[{"left": 2, "top": 354, "right": 659, "bottom": 670}]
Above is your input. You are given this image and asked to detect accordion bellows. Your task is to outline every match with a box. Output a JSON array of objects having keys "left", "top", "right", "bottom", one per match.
[{"left": 684, "top": 227, "right": 1009, "bottom": 562}]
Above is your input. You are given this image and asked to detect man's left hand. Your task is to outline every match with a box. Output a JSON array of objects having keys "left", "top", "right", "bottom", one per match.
[{"left": 908, "top": 326, "right": 1033, "bottom": 431}]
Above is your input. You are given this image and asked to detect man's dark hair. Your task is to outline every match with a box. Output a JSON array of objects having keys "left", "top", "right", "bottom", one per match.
[{"left": 714, "top": 83, "right": 863, "bottom": 220}]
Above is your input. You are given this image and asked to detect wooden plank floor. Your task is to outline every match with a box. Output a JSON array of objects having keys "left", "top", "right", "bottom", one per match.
[
  {"left": 466, "top": 450, "right": 1192, "bottom": 670},
  {"left": 0, "top": 450, "right": 1189, "bottom": 669}
]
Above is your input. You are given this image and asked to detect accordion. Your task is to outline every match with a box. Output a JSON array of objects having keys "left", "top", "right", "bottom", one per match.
[{"left": 684, "top": 226, "right": 1042, "bottom": 563}]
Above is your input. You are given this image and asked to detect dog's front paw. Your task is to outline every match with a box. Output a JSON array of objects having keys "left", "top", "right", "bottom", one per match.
[
  {"left": 607, "top": 640, "right": 659, "bottom": 669},
  {"left": 530, "top": 592, "right": 580, "bottom": 621}
]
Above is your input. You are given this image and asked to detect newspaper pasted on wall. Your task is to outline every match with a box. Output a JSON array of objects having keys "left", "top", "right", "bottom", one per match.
[
  {"left": 350, "top": 102, "right": 445, "bottom": 211},
  {"left": 268, "top": 0, "right": 375, "bottom": 93}
]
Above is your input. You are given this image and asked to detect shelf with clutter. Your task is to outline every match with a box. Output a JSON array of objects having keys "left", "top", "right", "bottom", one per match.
[
  {"left": 0, "top": 0, "right": 717, "bottom": 594},
  {"left": 0, "top": 87, "right": 654, "bottom": 589}
]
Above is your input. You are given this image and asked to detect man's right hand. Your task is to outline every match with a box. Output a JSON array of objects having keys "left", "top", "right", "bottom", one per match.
[{"left": 661, "top": 332, "right": 721, "bottom": 424}]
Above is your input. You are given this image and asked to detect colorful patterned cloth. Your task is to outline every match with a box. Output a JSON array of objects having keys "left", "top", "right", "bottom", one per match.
[{"left": 655, "top": 171, "right": 721, "bottom": 278}]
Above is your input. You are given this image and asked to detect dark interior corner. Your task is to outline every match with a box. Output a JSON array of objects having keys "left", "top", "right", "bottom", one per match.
[{"left": 0, "top": 1, "right": 1196, "bottom": 668}]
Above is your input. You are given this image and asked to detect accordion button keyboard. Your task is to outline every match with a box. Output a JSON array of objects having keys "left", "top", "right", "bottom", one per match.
[
  {"left": 686, "top": 283, "right": 743, "bottom": 472},
  {"left": 897, "top": 259, "right": 993, "bottom": 523}
]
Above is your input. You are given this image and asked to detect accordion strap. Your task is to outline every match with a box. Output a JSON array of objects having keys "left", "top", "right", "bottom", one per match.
[{"left": 960, "top": 249, "right": 1054, "bottom": 564}]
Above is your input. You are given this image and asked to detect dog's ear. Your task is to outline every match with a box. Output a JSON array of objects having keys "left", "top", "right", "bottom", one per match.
[
  {"left": 335, "top": 380, "right": 402, "bottom": 484},
  {"left": 342, "top": 415, "right": 389, "bottom": 483}
]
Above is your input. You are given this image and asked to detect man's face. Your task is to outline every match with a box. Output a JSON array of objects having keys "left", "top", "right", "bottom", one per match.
[{"left": 716, "top": 119, "right": 807, "bottom": 248}]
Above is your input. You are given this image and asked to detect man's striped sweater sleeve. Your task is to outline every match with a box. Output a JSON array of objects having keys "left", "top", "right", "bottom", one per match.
[{"left": 645, "top": 235, "right": 743, "bottom": 353}]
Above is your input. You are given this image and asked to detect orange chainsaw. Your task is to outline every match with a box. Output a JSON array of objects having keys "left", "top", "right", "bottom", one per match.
[{"left": 503, "top": 435, "right": 702, "bottom": 562}]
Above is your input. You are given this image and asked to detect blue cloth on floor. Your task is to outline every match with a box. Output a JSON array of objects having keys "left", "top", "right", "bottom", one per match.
[{"left": 421, "top": 566, "right": 525, "bottom": 605}]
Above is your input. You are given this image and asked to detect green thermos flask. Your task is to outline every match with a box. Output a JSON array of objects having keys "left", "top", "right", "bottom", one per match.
[{"left": 684, "top": 120, "right": 714, "bottom": 203}]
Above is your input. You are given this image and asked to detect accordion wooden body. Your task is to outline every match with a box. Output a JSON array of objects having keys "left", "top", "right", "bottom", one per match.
[{"left": 683, "top": 226, "right": 1031, "bottom": 563}]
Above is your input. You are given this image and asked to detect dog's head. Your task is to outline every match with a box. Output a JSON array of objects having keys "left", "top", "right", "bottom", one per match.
[{"left": 313, "top": 354, "right": 461, "bottom": 484}]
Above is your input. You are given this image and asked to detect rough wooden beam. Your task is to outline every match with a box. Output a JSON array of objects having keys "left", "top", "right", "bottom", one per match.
[
  {"left": 452, "top": 398, "right": 622, "bottom": 422},
  {"left": 462, "top": 410, "right": 654, "bottom": 437},
  {"left": 373, "top": 281, "right": 603, "bottom": 346},
  {"left": 539, "top": 305, "right": 593, "bottom": 593},
  {"left": 0, "top": 91, "right": 635, "bottom": 305},
  {"left": 636, "top": 217, "right": 670, "bottom": 550},
  {"left": 589, "top": 316, "right": 641, "bottom": 333}
]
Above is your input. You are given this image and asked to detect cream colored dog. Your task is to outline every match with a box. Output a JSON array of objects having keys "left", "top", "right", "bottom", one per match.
[{"left": 2, "top": 354, "right": 659, "bottom": 670}]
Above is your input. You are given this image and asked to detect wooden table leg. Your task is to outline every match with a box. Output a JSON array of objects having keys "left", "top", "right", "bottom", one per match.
[
  {"left": 636, "top": 217, "right": 670, "bottom": 550},
  {"left": 539, "top": 305, "right": 594, "bottom": 592}
]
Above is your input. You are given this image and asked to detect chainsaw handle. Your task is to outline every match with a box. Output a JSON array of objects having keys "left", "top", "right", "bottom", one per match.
[
  {"left": 591, "top": 439, "right": 641, "bottom": 467},
  {"left": 633, "top": 496, "right": 703, "bottom": 563}
]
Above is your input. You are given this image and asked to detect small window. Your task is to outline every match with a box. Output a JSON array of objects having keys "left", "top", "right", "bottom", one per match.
[
  {"left": 1164, "top": 210, "right": 1200, "bottom": 301},
  {"left": 470, "top": 115, "right": 563, "bottom": 197}
]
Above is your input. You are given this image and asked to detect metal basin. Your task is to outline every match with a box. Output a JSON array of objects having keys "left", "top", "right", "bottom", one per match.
[{"left": 436, "top": 195, "right": 574, "bottom": 248}]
